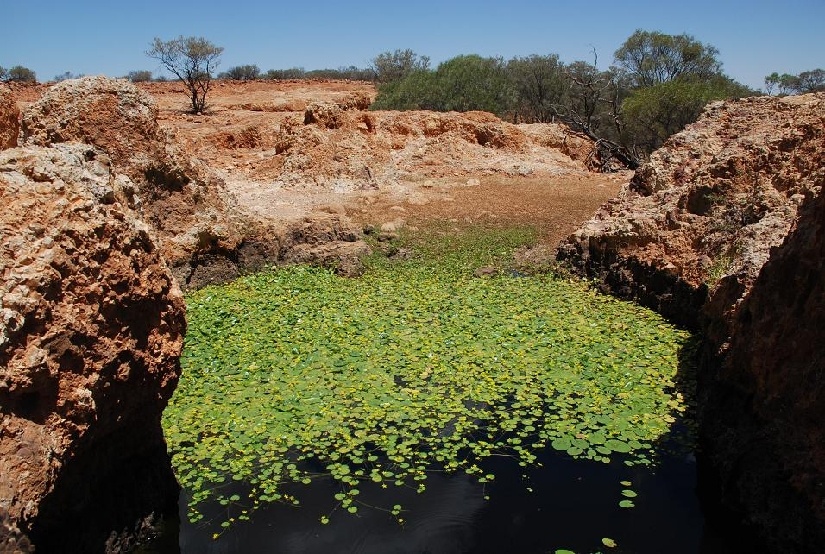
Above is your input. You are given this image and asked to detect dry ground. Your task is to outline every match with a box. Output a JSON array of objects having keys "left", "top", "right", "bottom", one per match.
[
  {"left": 142, "top": 79, "right": 626, "bottom": 246},
  {"left": 11, "top": 79, "right": 626, "bottom": 247}
]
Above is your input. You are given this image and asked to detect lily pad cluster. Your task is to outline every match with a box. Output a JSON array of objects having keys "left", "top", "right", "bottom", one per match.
[{"left": 163, "top": 230, "right": 693, "bottom": 527}]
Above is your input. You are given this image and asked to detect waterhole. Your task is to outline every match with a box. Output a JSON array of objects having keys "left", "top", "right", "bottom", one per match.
[{"left": 150, "top": 229, "right": 735, "bottom": 553}]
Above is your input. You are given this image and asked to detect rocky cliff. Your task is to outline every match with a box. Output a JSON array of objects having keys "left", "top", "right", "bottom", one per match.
[
  {"left": 699, "top": 178, "right": 825, "bottom": 551},
  {"left": 0, "top": 143, "right": 186, "bottom": 551},
  {"left": 0, "top": 77, "right": 375, "bottom": 551},
  {"left": 558, "top": 92, "right": 824, "bottom": 551}
]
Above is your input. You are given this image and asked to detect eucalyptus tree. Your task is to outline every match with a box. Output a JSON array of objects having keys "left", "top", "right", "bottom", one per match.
[
  {"left": 614, "top": 29, "right": 722, "bottom": 87},
  {"left": 147, "top": 36, "right": 223, "bottom": 114},
  {"left": 370, "top": 49, "right": 430, "bottom": 83},
  {"left": 506, "top": 54, "right": 567, "bottom": 123},
  {"left": 219, "top": 64, "right": 261, "bottom": 81},
  {"left": 2, "top": 65, "right": 37, "bottom": 82},
  {"left": 765, "top": 69, "right": 825, "bottom": 95}
]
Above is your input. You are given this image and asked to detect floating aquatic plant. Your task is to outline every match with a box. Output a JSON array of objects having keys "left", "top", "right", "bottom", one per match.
[{"left": 162, "top": 227, "right": 693, "bottom": 528}]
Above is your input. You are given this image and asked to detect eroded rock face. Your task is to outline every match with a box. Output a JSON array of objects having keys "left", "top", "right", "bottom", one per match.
[
  {"left": 19, "top": 76, "right": 371, "bottom": 288},
  {"left": 0, "top": 143, "right": 186, "bottom": 551},
  {"left": 258, "top": 108, "right": 593, "bottom": 191},
  {"left": 558, "top": 93, "right": 824, "bottom": 328},
  {"left": 20, "top": 76, "right": 260, "bottom": 287},
  {"left": 699, "top": 188, "right": 825, "bottom": 552},
  {"left": 557, "top": 92, "right": 825, "bottom": 551},
  {"left": 0, "top": 86, "right": 19, "bottom": 149},
  {"left": 21, "top": 76, "right": 161, "bottom": 170}
]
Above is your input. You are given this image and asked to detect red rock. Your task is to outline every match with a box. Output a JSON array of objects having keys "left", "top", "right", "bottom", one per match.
[
  {"left": 0, "top": 86, "right": 18, "bottom": 149},
  {"left": 558, "top": 92, "right": 825, "bottom": 328},
  {"left": 0, "top": 143, "right": 186, "bottom": 550},
  {"left": 701, "top": 186, "right": 825, "bottom": 552},
  {"left": 20, "top": 77, "right": 257, "bottom": 287},
  {"left": 558, "top": 92, "right": 825, "bottom": 551}
]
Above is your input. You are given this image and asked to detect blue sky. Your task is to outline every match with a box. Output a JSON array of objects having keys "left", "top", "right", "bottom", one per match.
[{"left": 4, "top": 0, "right": 823, "bottom": 90}]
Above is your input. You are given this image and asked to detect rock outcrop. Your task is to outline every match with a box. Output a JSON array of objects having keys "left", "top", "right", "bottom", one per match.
[
  {"left": 19, "top": 77, "right": 372, "bottom": 287},
  {"left": 20, "top": 76, "right": 257, "bottom": 287},
  {"left": 0, "top": 86, "right": 19, "bottom": 149},
  {"left": 558, "top": 93, "right": 824, "bottom": 328},
  {"left": 0, "top": 143, "right": 186, "bottom": 550},
  {"left": 240, "top": 108, "right": 596, "bottom": 190},
  {"left": 558, "top": 92, "right": 824, "bottom": 551}
]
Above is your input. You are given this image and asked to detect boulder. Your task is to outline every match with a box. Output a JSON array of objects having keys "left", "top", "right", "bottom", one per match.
[
  {"left": 304, "top": 101, "right": 345, "bottom": 129},
  {"left": 17, "top": 77, "right": 371, "bottom": 289},
  {"left": 21, "top": 76, "right": 160, "bottom": 173},
  {"left": 0, "top": 86, "right": 19, "bottom": 149},
  {"left": 0, "top": 143, "right": 186, "bottom": 551}
]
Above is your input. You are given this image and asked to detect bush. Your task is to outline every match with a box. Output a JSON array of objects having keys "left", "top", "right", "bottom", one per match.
[
  {"left": 127, "top": 70, "right": 153, "bottom": 82},
  {"left": 373, "top": 55, "right": 511, "bottom": 115},
  {"left": 506, "top": 55, "right": 567, "bottom": 123},
  {"left": 371, "top": 70, "right": 438, "bottom": 110},
  {"left": 371, "top": 49, "right": 430, "bottom": 83},
  {"left": 53, "top": 71, "right": 84, "bottom": 82},
  {"left": 264, "top": 67, "right": 306, "bottom": 80},
  {"left": 3, "top": 65, "right": 37, "bottom": 83},
  {"left": 219, "top": 64, "right": 260, "bottom": 80},
  {"left": 621, "top": 76, "right": 754, "bottom": 152}
]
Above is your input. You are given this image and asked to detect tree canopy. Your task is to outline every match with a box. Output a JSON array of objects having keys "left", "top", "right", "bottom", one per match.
[
  {"left": 370, "top": 49, "right": 430, "bottom": 83},
  {"left": 765, "top": 69, "right": 825, "bottom": 95},
  {"left": 0, "top": 65, "right": 37, "bottom": 83},
  {"left": 371, "top": 30, "right": 755, "bottom": 167},
  {"left": 506, "top": 54, "right": 567, "bottom": 123},
  {"left": 219, "top": 64, "right": 261, "bottom": 81},
  {"left": 614, "top": 30, "right": 722, "bottom": 87},
  {"left": 621, "top": 76, "right": 753, "bottom": 153}
]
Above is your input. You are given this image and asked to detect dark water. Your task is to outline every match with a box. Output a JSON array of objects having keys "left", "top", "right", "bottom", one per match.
[{"left": 147, "top": 436, "right": 736, "bottom": 554}]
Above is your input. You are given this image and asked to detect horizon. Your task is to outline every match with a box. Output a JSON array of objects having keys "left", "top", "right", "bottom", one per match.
[{"left": 4, "top": 0, "right": 824, "bottom": 91}]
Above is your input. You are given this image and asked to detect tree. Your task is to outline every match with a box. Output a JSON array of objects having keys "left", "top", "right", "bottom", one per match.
[
  {"left": 506, "top": 54, "right": 567, "bottom": 122},
  {"left": 54, "top": 71, "right": 84, "bottom": 82},
  {"left": 0, "top": 67, "right": 6, "bottom": 81},
  {"left": 563, "top": 59, "right": 639, "bottom": 169},
  {"left": 768, "top": 69, "right": 825, "bottom": 94},
  {"left": 370, "top": 70, "right": 437, "bottom": 110},
  {"left": 370, "top": 49, "right": 430, "bottom": 83},
  {"left": 765, "top": 72, "right": 800, "bottom": 95},
  {"left": 146, "top": 36, "right": 223, "bottom": 114},
  {"left": 264, "top": 67, "right": 306, "bottom": 80},
  {"left": 4, "top": 65, "right": 37, "bottom": 83},
  {"left": 219, "top": 64, "right": 260, "bottom": 80},
  {"left": 798, "top": 69, "right": 825, "bottom": 92},
  {"left": 621, "top": 76, "right": 753, "bottom": 153},
  {"left": 127, "top": 70, "right": 153, "bottom": 82},
  {"left": 431, "top": 55, "right": 512, "bottom": 113},
  {"left": 614, "top": 30, "right": 722, "bottom": 88}
]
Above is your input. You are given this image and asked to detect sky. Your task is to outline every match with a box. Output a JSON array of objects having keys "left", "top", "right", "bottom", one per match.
[{"left": 4, "top": 0, "right": 824, "bottom": 90}]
